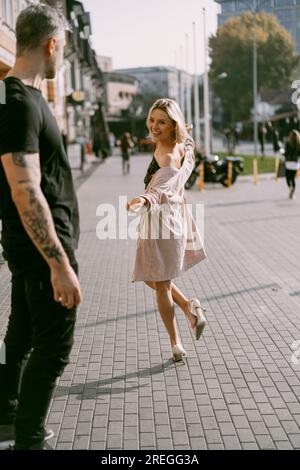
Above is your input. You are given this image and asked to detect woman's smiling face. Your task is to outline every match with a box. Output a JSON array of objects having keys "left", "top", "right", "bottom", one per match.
[{"left": 147, "top": 108, "right": 176, "bottom": 144}]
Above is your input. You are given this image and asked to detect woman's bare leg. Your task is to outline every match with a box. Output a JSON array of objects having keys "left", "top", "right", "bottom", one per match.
[
  {"left": 154, "top": 280, "right": 180, "bottom": 347},
  {"left": 144, "top": 281, "right": 197, "bottom": 329}
]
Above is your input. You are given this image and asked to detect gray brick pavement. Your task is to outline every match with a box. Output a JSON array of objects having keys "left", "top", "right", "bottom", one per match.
[{"left": 1, "top": 153, "right": 300, "bottom": 450}]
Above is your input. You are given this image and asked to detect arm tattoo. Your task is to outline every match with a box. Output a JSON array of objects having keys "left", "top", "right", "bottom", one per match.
[
  {"left": 43, "top": 246, "right": 63, "bottom": 263},
  {"left": 18, "top": 179, "right": 31, "bottom": 185},
  {"left": 12, "top": 152, "right": 36, "bottom": 168},
  {"left": 12, "top": 152, "right": 28, "bottom": 167},
  {"left": 22, "top": 187, "right": 63, "bottom": 264}
]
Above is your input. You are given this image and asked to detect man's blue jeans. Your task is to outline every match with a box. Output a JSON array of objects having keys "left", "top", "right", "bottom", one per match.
[{"left": 0, "top": 262, "right": 77, "bottom": 449}]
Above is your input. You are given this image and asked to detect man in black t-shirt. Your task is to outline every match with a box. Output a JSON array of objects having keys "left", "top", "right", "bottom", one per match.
[{"left": 0, "top": 5, "right": 82, "bottom": 450}]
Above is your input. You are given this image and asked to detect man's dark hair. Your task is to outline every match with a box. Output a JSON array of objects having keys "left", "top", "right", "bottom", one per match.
[{"left": 16, "top": 4, "right": 70, "bottom": 56}]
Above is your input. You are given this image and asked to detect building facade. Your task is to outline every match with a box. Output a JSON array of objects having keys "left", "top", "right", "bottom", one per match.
[
  {"left": 216, "top": 0, "right": 300, "bottom": 53},
  {"left": 97, "top": 55, "right": 113, "bottom": 73},
  {"left": 113, "top": 66, "right": 196, "bottom": 137},
  {"left": 64, "top": 0, "right": 110, "bottom": 156},
  {"left": 0, "top": 0, "right": 31, "bottom": 79},
  {"left": 0, "top": 0, "right": 110, "bottom": 157},
  {"left": 102, "top": 70, "right": 139, "bottom": 137},
  {"left": 116, "top": 66, "right": 181, "bottom": 109}
]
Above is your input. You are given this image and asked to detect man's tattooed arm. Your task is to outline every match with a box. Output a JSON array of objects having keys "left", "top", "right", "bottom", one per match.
[
  {"left": 12, "top": 152, "right": 34, "bottom": 168},
  {"left": 1, "top": 151, "right": 70, "bottom": 268},
  {"left": 22, "top": 186, "right": 64, "bottom": 264}
]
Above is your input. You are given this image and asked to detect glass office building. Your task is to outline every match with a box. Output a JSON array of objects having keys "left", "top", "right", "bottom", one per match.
[{"left": 216, "top": 1, "right": 300, "bottom": 53}]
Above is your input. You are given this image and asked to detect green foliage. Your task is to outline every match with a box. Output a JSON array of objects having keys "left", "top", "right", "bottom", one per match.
[
  {"left": 209, "top": 12, "right": 298, "bottom": 124},
  {"left": 218, "top": 152, "right": 277, "bottom": 175}
]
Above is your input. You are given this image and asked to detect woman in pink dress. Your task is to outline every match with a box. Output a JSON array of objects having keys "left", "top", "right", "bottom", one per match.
[{"left": 127, "top": 98, "right": 207, "bottom": 362}]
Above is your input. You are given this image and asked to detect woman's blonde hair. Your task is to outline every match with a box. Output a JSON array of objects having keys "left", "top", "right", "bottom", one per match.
[
  {"left": 147, "top": 98, "right": 188, "bottom": 143},
  {"left": 288, "top": 129, "right": 300, "bottom": 151}
]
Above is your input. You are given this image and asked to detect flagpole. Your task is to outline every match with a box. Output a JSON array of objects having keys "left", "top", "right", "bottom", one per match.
[
  {"left": 180, "top": 44, "right": 185, "bottom": 117},
  {"left": 185, "top": 33, "right": 192, "bottom": 125},
  {"left": 192, "top": 21, "right": 201, "bottom": 150},
  {"left": 203, "top": 7, "right": 210, "bottom": 157}
]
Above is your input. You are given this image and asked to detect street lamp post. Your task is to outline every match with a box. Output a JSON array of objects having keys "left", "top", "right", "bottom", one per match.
[
  {"left": 185, "top": 33, "right": 192, "bottom": 125},
  {"left": 193, "top": 21, "right": 201, "bottom": 151},
  {"left": 210, "top": 72, "right": 227, "bottom": 153},
  {"left": 203, "top": 7, "right": 210, "bottom": 157},
  {"left": 180, "top": 44, "right": 186, "bottom": 117},
  {"left": 253, "top": 2, "right": 258, "bottom": 158}
]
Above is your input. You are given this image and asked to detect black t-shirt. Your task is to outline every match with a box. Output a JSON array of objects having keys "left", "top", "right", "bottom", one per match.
[
  {"left": 0, "top": 77, "right": 79, "bottom": 271},
  {"left": 285, "top": 141, "right": 300, "bottom": 162}
]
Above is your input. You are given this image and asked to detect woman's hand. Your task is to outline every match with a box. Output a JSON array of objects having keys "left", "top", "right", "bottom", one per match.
[
  {"left": 127, "top": 196, "right": 146, "bottom": 213},
  {"left": 185, "top": 123, "right": 193, "bottom": 135},
  {"left": 184, "top": 124, "right": 194, "bottom": 144}
]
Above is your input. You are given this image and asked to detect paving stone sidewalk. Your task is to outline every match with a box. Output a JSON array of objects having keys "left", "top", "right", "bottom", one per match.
[{"left": 1, "top": 153, "right": 300, "bottom": 450}]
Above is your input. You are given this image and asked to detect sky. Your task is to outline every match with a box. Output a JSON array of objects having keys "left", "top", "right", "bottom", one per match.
[{"left": 82, "top": 0, "right": 220, "bottom": 73}]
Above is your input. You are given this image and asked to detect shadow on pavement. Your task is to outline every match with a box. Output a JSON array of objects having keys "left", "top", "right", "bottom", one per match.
[
  {"left": 205, "top": 283, "right": 280, "bottom": 302},
  {"left": 206, "top": 198, "right": 284, "bottom": 208},
  {"left": 221, "top": 212, "right": 300, "bottom": 225},
  {"left": 76, "top": 309, "right": 157, "bottom": 329},
  {"left": 290, "top": 291, "right": 300, "bottom": 297},
  {"left": 54, "top": 359, "right": 175, "bottom": 400}
]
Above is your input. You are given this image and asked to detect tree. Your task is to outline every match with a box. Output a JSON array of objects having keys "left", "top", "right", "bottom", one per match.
[{"left": 209, "top": 12, "right": 298, "bottom": 124}]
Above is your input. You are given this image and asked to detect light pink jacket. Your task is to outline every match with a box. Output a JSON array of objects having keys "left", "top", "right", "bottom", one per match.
[{"left": 132, "top": 138, "right": 207, "bottom": 282}]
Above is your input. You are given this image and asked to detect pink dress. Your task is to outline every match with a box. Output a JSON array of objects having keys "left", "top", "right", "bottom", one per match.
[{"left": 132, "top": 138, "right": 207, "bottom": 282}]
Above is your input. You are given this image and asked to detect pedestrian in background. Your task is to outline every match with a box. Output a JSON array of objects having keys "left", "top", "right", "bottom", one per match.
[
  {"left": 258, "top": 123, "right": 267, "bottom": 157},
  {"left": 272, "top": 126, "right": 281, "bottom": 155},
  {"left": 223, "top": 127, "right": 235, "bottom": 154},
  {"left": 109, "top": 131, "right": 116, "bottom": 151},
  {"left": 120, "top": 132, "right": 134, "bottom": 175},
  {"left": 0, "top": 4, "right": 81, "bottom": 450},
  {"left": 284, "top": 129, "right": 300, "bottom": 200},
  {"left": 127, "top": 98, "right": 207, "bottom": 363},
  {"left": 234, "top": 123, "right": 241, "bottom": 146},
  {"left": 223, "top": 127, "right": 231, "bottom": 153}
]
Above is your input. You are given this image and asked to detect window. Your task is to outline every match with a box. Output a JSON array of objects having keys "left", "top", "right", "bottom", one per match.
[
  {"left": 274, "top": 0, "right": 294, "bottom": 7},
  {"left": 65, "top": 60, "right": 73, "bottom": 95},
  {"left": 275, "top": 8, "right": 293, "bottom": 30},
  {"left": 221, "top": 1, "right": 236, "bottom": 14},
  {"left": 235, "top": 1, "right": 254, "bottom": 13},
  {"left": 220, "top": 13, "right": 234, "bottom": 25},
  {"left": 74, "top": 58, "right": 82, "bottom": 91},
  {"left": 2, "top": 0, "right": 14, "bottom": 28},
  {"left": 257, "top": 0, "right": 273, "bottom": 13}
]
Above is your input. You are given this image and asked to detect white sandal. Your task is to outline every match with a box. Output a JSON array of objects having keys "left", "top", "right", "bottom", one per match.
[
  {"left": 172, "top": 344, "right": 187, "bottom": 362},
  {"left": 188, "top": 298, "right": 207, "bottom": 340}
]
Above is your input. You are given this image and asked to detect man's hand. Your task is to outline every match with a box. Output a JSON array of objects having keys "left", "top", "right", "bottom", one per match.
[
  {"left": 127, "top": 196, "right": 146, "bottom": 213},
  {"left": 51, "top": 264, "right": 82, "bottom": 309}
]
